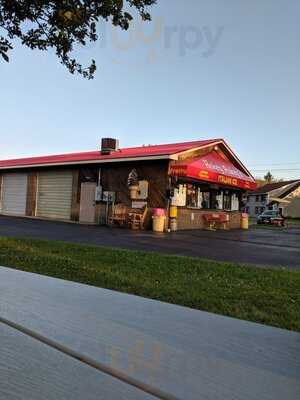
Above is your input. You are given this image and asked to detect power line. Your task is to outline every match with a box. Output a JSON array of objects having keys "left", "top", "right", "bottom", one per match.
[
  {"left": 251, "top": 168, "right": 300, "bottom": 172},
  {"left": 249, "top": 162, "right": 300, "bottom": 167}
]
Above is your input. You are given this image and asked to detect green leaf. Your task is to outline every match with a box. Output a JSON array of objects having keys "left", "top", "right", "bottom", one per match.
[{"left": 0, "top": 52, "right": 9, "bottom": 62}]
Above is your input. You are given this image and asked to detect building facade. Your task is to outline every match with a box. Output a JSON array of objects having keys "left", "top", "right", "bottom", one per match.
[
  {"left": 246, "top": 180, "right": 300, "bottom": 218},
  {"left": 0, "top": 138, "right": 257, "bottom": 230}
]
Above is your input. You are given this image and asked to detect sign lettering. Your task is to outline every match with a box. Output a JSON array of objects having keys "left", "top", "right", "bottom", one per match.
[{"left": 217, "top": 175, "right": 238, "bottom": 186}]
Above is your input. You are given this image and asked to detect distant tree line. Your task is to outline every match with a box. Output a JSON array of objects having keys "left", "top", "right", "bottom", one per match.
[{"left": 255, "top": 171, "right": 284, "bottom": 187}]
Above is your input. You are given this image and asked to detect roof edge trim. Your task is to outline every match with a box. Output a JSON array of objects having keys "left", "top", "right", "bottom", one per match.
[{"left": 0, "top": 155, "right": 173, "bottom": 170}]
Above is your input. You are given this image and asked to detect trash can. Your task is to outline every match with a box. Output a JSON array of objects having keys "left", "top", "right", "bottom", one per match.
[
  {"left": 152, "top": 208, "right": 166, "bottom": 217},
  {"left": 152, "top": 216, "right": 166, "bottom": 233},
  {"left": 241, "top": 213, "right": 249, "bottom": 230}
]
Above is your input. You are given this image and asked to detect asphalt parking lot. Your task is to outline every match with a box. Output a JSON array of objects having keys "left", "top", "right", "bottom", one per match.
[{"left": 0, "top": 216, "right": 299, "bottom": 269}]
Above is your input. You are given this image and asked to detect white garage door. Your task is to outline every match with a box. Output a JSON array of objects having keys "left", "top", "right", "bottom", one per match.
[
  {"left": 36, "top": 171, "right": 73, "bottom": 220},
  {"left": 1, "top": 173, "right": 28, "bottom": 216}
]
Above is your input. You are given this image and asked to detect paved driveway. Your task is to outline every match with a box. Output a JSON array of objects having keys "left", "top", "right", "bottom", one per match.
[{"left": 0, "top": 216, "right": 299, "bottom": 269}]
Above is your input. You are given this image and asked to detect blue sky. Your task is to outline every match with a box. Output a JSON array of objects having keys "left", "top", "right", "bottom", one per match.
[{"left": 1, "top": 0, "right": 299, "bottom": 179}]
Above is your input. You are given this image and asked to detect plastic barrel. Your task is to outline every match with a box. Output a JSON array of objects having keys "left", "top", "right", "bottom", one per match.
[
  {"left": 241, "top": 213, "right": 249, "bottom": 230},
  {"left": 170, "top": 218, "right": 178, "bottom": 232},
  {"left": 152, "top": 208, "right": 166, "bottom": 217},
  {"left": 169, "top": 206, "right": 178, "bottom": 218},
  {"left": 152, "top": 216, "right": 166, "bottom": 232}
]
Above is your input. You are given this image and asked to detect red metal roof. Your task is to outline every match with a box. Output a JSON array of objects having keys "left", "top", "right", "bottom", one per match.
[{"left": 0, "top": 139, "right": 220, "bottom": 169}]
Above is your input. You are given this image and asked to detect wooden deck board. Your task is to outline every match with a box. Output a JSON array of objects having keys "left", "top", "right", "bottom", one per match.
[
  {"left": 0, "top": 266, "right": 299, "bottom": 400},
  {"left": 0, "top": 322, "right": 156, "bottom": 400}
]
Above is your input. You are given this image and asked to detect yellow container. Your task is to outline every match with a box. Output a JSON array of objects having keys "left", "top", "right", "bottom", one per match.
[
  {"left": 152, "top": 216, "right": 166, "bottom": 233},
  {"left": 170, "top": 218, "right": 178, "bottom": 232},
  {"left": 241, "top": 213, "right": 249, "bottom": 230},
  {"left": 169, "top": 206, "right": 178, "bottom": 218}
]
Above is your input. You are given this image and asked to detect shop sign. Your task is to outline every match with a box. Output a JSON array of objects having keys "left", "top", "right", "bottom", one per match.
[
  {"left": 217, "top": 175, "right": 238, "bottom": 186},
  {"left": 202, "top": 158, "right": 246, "bottom": 180},
  {"left": 170, "top": 165, "right": 187, "bottom": 176},
  {"left": 169, "top": 151, "right": 257, "bottom": 191},
  {"left": 171, "top": 185, "right": 186, "bottom": 206},
  {"left": 132, "top": 201, "right": 147, "bottom": 209},
  {"left": 198, "top": 170, "right": 209, "bottom": 179}
]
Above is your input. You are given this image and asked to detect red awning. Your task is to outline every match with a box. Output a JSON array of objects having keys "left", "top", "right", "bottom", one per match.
[{"left": 170, "top": 151, "right": 257, "bottom": 191}]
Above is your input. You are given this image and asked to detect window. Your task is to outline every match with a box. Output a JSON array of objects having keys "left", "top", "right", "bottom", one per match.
[
  {"left": 223, "top": 192, "right": 232, "bottom": 211},
  {"left": 186, "top": 184, "right": 198, "bottom": 208},
  {"left": 171, "top": 185, "right": 187, "bottom": 207},
  {"left": 260, "top": 207, "right": 265, "bottom": 213},
  {"left": 215, "top": 192, "right": 223, "bottom": 209},
  {"left": 263, "top": 210, "right": 277, "bottom": 217},
  {"left": 185, "top": 185, "right": 209, "bottom": 208},
  {"left": 200, "top": 191, "right": 210, "bottom": 209},
  {"left": 256, "top": 195, "right": 260, "bottom": 202},
  {"left": 231, "top": 193, "right": 240, "bottom": 211},
  {"left": 255, "top": 207, "right": 260, "bottom": 214}
]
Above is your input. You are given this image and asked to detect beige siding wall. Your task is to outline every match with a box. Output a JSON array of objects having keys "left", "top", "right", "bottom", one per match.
[
  {"left": 284, "top": 201, "right": 300, "bottom": 218},
  {"left": 283, "top": 187, "right": 300, "bottom": 218}
]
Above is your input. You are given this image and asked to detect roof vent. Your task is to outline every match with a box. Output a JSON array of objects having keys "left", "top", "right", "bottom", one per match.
[{"left": 101, "top": 138, "right": 119, "bottom": 155}]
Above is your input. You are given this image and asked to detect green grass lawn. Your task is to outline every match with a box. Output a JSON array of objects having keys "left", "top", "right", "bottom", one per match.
[
  {"left": 251, "top": 220, "right": 300, "bottom": 230},
  {"left": 0, "top": 237, "right": 299, "bottom": 332},
  {"left": 250, "top": 218, "right": 300, "bottom": 228},
  {"left": 251, "top": 224, "right": 286, "bottom": 230},
  {"left": 287, "top": 218, "right": 300, "bottom": 225}
]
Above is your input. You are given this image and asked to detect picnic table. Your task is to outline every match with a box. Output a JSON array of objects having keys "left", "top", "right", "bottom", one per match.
[
  {"left": 0, "top": 266, "right": 299, "bottom": 400},
  {"left": 203, "top": 212, "right": 230, "bottom": 230},
  {"left": 271, "top": 217, "right": 285, "bottom": 227}
]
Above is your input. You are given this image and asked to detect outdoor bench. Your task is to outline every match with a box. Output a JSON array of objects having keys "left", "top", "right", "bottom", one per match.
[
  {"left": 271, "top": 217, "right": 285, "bottom": 227},
  {"left": 0, "top": 266, "right": 298, "bottom": 400},
  {"left": 203, "top": 213, "right": 230, "bottom": 231}
]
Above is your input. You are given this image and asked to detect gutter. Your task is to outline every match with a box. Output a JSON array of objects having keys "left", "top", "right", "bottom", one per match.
[{"left": 0, "top": 155, "right": 177, "bottom": 171}]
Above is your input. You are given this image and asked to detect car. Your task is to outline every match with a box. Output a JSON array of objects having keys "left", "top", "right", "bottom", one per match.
[{"left": 257, "top": 210, "right": 281, "bottom": 224}]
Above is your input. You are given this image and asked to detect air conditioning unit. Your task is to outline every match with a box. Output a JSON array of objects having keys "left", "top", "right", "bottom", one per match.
[{"left": 101, "top": 138, "right": 119, "bottom": 155}]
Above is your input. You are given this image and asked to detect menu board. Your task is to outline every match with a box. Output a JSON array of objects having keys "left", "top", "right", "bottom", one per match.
[{"left": 171, "top": 185, "right": 186, "bottom": 206}]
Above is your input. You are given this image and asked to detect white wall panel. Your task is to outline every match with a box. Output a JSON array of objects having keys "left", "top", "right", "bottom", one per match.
[
  {"left": 36, "top": 171, "right": 73, "bottom": 220},
  {"left": 1, "top": 173, "right": 28, "bottom": 215}
]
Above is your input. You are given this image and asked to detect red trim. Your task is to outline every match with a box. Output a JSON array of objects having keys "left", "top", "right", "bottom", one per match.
[
  {"left": 0, "top": 139, "right": 220, "bottom": 168},
  {"left": 170, "top": 150, "right": 257, "bottom": 191}
]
